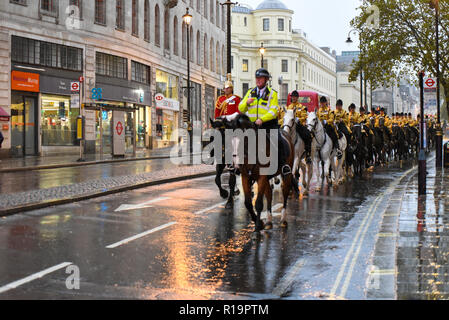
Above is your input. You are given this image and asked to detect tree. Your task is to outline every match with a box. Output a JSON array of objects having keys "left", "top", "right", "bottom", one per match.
[{"left": 349, "top": 0, "right": 449, "bottom": 118}]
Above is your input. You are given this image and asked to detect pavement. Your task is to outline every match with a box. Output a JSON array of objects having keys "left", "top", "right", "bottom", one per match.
[{"left": 0, "top": 147, "right": 177, "bottom": 173}]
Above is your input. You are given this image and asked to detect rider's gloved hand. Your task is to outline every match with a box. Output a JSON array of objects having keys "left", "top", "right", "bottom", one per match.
[
  {"left": 255, "top": 119, "right": 263, "bottom": 127},
  {"left": 323, "top": 120, "right": 327, "bottom": 125}
]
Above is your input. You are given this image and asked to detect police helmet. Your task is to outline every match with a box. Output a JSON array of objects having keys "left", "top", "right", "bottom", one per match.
[{"left": 255, "top": 68, "right": 270, "bottom": 78}]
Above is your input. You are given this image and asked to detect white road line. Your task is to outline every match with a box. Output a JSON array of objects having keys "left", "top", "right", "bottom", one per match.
[
  {"left": 115, "top": 197, "right": 171, "bottom": 212},
  {"left": 106, "top": 222, "right": 177, "bottom": 249},
  {"left": 0, "top": 262, "right": 72, "bottom": 294},
  {"left": 272, "top": 259, "right": 306, "bottom": 297},
  {"left": 194, "top": 201, "right": 227, "bottom": 215}
]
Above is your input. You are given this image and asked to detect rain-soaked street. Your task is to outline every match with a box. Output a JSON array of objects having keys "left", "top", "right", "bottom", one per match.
[{"left": 0, "top": 158, "right": 421, "bottom": 300}]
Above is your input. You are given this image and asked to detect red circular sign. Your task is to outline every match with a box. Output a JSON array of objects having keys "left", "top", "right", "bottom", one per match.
[
  {"left": 116, "top": 121, "right": 123, "bottom": 135},
  {"left": 79, "top": 76, "right": 84, "bottom": 83},
  {"left": 155, "top": 95, "right": 164, "bottom": 101},
  {"left": 425, "top": 78, "right": 435, "bottom": 88},
  {"left": 71, "top": 82, "right": 79, "bottom": 91}
]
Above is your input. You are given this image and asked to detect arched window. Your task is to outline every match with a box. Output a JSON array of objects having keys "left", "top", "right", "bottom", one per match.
[
  {"left": 164, "top": 9, "right": 170, "bottom": 51},
  {"left": 189, "top": 27, "right": 194, "bottom": 62},
  {"left": 182, "top": 22, "right": 186, "bottom": 59},
  {"left": 204, "top": 0, "right": 207, "bottom": 19},
  {"left": 155, "top": 4, "right": 160, "bottom": 47},
  {"left": 173, "top": 16, "right": 178, "bottom": 56},
  {"left": 204, "top": 34, "right": 208, "bottom": 69},
  {"left": 144, "top": 0, "right": 150, "bottom": 41},
  {"left": 216, "top": 1, "right": 220, "bottom": 27},
  {"left": 197, "top": 0, "right": 201, "bottom": 14},
  {"left": 222, "top": 5, "right": 225, "bottom": 30},
  {"left": 216, "top": 42, "right": 220, "bottom": 74},
  {"left": 196, "top": 30, "right": 201, "bottom": 65},
  {"left": 210, "top": 38, "right": 214, "bottom": 72}
]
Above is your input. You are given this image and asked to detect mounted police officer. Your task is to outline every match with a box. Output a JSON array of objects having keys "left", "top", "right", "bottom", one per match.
[{"left": 239, "top": 68, "right": 291, "bottom": 175}]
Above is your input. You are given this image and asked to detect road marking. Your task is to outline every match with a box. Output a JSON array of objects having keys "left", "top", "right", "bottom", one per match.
[
  {"left": 377, "top": 233, "right": 396, "bottom": 237},
  {"left": 194, "top": 201, "right": 227, "bottom": 215},
  {"left": 106, "top": 222, "right": 177, "bottom": 249},
  {"left": 326, "top": 210, "right": 352, "bottom": 215},
  {"left": 339, "top": 195, "right": 384, "bottom": 297},
  {"left": 272, "top": 259, "right": 306, "bottom": 297},
  {"left": 261, "top": 203, "right": 283, "bottom": 220},
  {"left": 115, "top": 197, "right": 170, "bottom": 212},
  {"left": 0, "top": 262, "right": 72, "bottom": 294},
  {"left": 330, "top": 195, "right": 382, "bottom": 297}
]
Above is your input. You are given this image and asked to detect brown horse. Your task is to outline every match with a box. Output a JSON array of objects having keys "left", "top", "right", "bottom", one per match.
[{"left": 225, "top": 114, "right": 298, "bottom": 232}]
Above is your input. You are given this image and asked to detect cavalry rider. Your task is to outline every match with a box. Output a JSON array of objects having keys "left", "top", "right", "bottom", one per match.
[
  {"left": 278, "top": 90, "right": 312, "bottom": 163},
  {"left": 376, "top": 107, "right": 391, "bottom": 128},
  {"left": 333, "top": 99, "right": 351, "bottom": 141},
  {"left": 348, "top": 103, "right": 361, "bottom": 127},
  {"left": 215, "top": 76, "right": 241, "bottom": 119},
  {"left": 316, "top": 96, "right": 342, "bottom": 158},
  {"left": 239, "top": 68, "right": 291, "bottom": 175},
  {"left": 360, "top": 106, "right": 373, "bottom": 135}
]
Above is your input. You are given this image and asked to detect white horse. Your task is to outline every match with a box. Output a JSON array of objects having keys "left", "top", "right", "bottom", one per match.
[
  {"left": 281, "top": 109, "right": 313, "bottom": 195},
  {"left": 306, "top": 112, "right": 337, "bottom": 191}
]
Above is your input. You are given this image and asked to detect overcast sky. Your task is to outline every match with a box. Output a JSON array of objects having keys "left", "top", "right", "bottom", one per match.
[{"left": 239, "top": 0, "right": 363, "bottom": 55}]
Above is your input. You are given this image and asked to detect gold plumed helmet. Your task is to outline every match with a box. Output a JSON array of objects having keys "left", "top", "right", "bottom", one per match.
[{"left": 224, "top": 73, "right": 233, "bottom": 89}]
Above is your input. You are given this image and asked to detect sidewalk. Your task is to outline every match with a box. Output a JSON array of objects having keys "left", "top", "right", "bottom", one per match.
[
  {"left": 395, "top": 154, "right": 449, "bottom": 299},
  {"left": 0, "top": 147, "right": 177, "bottom": 173}
]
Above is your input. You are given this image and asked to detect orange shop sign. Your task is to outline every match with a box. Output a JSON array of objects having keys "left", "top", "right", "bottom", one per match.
[{"left": 11, "top": 71, "right": 40, "bottom": 92}]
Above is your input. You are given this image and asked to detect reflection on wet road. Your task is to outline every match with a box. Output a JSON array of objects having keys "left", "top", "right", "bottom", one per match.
[{"left": 0, "top": 161, "right": 416, "bottom": 299}]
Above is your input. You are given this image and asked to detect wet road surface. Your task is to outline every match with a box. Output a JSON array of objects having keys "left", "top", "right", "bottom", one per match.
[{"left": 0, "top": 161, "right": 417, "bottom": 299}]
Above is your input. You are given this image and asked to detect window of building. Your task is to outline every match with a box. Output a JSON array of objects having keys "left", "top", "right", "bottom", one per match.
[
  {"left": 204, "top": 0, "right": 208, "bottom": 18},
  {"left": 289, "top": 20, "right": 291, "bottom": 32},
  {"left": 144, "top": 0, "right": 150, "bottom": 41},
  {"left": 282, "top": 59, "right": 288, "bottom": 73},
  {"left": 41, "top": 0, "right": 57, "bottom": 13},
  {"left": 95, "top": 0, "right": 106, "bottom": 25},
  {"left": 132, "top": 0, "right": 138, "bottom": 36},
  {"left": 10, "top": 0, "right": 27, "bottom": 5},
  {"left": 115, "top": 0, "right": 124, "bottom": 30},
  {"left": 216, "top": 43, "right": 220, "bottom": 75},
  {"left": 131, "top": 61, "right": 151, "bottom": 85},
  {"left": 197, "top": 31, "right": 201, "bottom": 65},
  {"left": 204, "top": 34, "right": 208, "bottom": 69},
  {"left": 216, "top": 1, "right": 220, "bottom": 27},
  {"left": 242, "top": 83, "right": 249, "bottom": 95},
  {"left": 210, "top": 39, "right": 214, "bottom": 72},
  {"left": 210, "top": 0, "right": 214, "bottom": 23},
  {"left": 197, "top": 0, "right": 201, "bottom": 13},
  {"left": 96, "top": 52, "right": 128, "bottom": 79},
  {"left": 189, "top": 28, "right": 194, "bottom": 62},
  {"left": 164, "top": 9, "right": 170, "bottom": 51},
  {"left": 278, "top": 18, "right": 284, "bottom": 32},
  {"left": 296, "top": 61, "right": 298, "bottom": 73},
  {"left": 11, "top": 36, "right": 83, "bottom": 71},
  {"left": 242, "top": 59, "right": 248, "bottom": 72},
  {"left": 231, "top": 55, "right": 233, "bottom": 70},
  {"left": 244, "top": 17, "right": 247, "bottom": 27},
  {"left": 263, "top": 18, "right": 269, "bottom": 31},
  {"left": 155, "top": 4, "right": 161, "bottom": 47},
  {"left": 173, "top": 17, "right": 178, "bottom": 56},
  {"left": 69, "top": 0, "right": 82, "bottom": 19}
]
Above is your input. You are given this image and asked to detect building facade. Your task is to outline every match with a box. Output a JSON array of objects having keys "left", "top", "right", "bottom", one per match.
[
  {"left": 230, "top": 0, "right": 337, "bottom": 107},
  {"left": 0, "top": 0, "right": 226, "bottom": 158}
]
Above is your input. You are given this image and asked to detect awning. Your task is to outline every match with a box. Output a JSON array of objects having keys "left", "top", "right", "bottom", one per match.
[{"left": 0, "top": 107, "right": 10, "bottom": 119}]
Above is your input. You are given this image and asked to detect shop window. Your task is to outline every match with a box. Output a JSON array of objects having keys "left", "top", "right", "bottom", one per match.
[{"left": 41, "top": 95, "right": 79, "bottom": 146}]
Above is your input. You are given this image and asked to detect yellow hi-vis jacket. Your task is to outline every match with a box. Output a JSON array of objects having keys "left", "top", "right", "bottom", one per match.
[{"left": 239, "top": 86, "right": 279, "bottom": 123}]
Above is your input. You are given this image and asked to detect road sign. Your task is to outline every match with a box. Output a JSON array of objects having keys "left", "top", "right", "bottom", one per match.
[
  {"left": 79, "top": 76, "right": 84, "bottom": 83},
  {"left": 71, "top": 82, "right": 80, "bottom": 92},
  {"left": 155, "top": 93, "right": 164, "bottom": 102},
  {"left": 116, "top": 121, "right": 124, "bottom": 136},
  {"left": 91, "top": 88, "right": 102, "bottom": 100},
  {"left": 424, "top": 78, "right": 436, "bottom": 89}
]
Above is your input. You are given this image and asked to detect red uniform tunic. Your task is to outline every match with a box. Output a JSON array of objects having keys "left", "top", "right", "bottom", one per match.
[{"left": 214, "top": 94, "right": 241, "bottom": 119}]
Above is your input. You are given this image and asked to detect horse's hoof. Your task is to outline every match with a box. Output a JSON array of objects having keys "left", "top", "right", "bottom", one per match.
[
  {"left": 264, "top": 222, "right": 273, "bottom": 230},
  {"left": 220, "top": 189, "right": 229, "bottom": 199},
  {"left": 256, "top": 220, "right": 265, "bottom": 231},
  {"left": 225, "top": 200, "right": 234, "bottom": 209},
  {"left": 280, "top": 220, "right": 288, "bottom": 228}
]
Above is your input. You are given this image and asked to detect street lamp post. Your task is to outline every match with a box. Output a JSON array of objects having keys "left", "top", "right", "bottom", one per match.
[
  {"left": 431, "top": 0, "right": 443, "bottom": 168},
  {"left": 259, "top": 42, "right": 265, "bottom": 68},
  {"left": 346, "top": 30, "right": 363, "bottom": 110},
  {"left": 221, "top": 1, "right": 238, "bottom": 75},
  {"left": 183, "top": 8, "right": 193, "bottom": 155}
]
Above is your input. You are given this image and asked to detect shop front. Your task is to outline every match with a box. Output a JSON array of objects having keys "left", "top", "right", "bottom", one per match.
[
  {"left": 40, "top": 75, "right": 82, "bottom": 151},
  {"left": 155, "top": 70, "right": 180, "bottom": 149},
  {"left": 88, "top": 78, "right": 151, "bottom": 157},
  {"left": 10, "top": 70, "right": 40, "bottom": 157}
]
